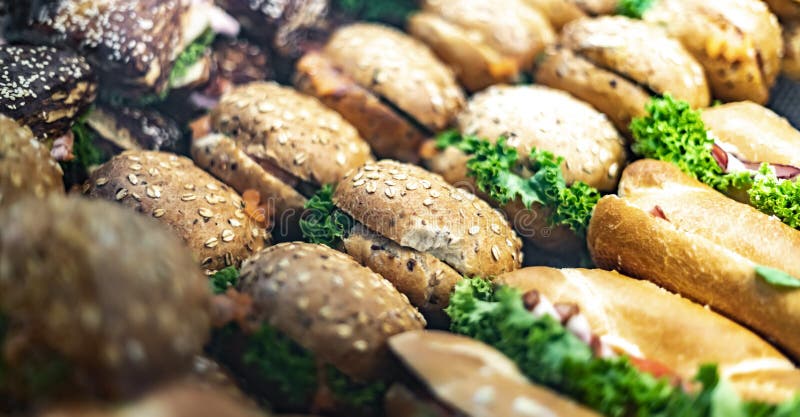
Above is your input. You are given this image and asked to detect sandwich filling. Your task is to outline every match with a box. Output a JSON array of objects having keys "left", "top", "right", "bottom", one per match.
[
  {"left": 631, "top": 95, "right": 800, "bottom": 228},
  {"left": 446, "top": 278, "right": 800, "bottom": 416}
]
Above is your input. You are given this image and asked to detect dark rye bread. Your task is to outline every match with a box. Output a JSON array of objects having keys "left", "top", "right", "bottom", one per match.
[
  {"left": 84, "top": 150, "right": 268, "bottom": 272},
  {"left": 335, "top": 160, "right": 523, "bottom": 277},
  {"left": 497, "top": 267, "right": 800, "bottom": 403},
  {"left": 388, "top": 331, "right": 601, "bottom": 417},
  {"left": 0, "top": 45, "right": 96, "bottom": 140},
  {"left": 0, "top": 115, "right": 63, "bottom": 208},
  {"left": 643, "top": 0, "right": 782, "bottom": 104},
  {"left": 587, "top": 160, "right": 800, "bottom": 360},
  {"left": 23, "top": 0, "right": 185, "bottom": 96},
  {"left": 238, "top": 242, "right": 426, "bottom": 380},
  {"left": 408, "top": 0, "right": 554, "bottom": 91},
  {"left": 0, "top": 196, "right": 210, "bottom": 403}
]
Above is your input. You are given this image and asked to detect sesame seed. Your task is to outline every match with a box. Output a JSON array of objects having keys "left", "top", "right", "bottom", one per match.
[
  {"left": 221, "top": 229, "right": 235, "bottom": 242},
  {"left": 184, "top": 184, "right": 195, "bottom": 190},
  {"left": 384, "top": 180, "right": 397, "bottom": 186},
  {"left": 198, "top": 208, "right": 213, "bottom": 218},
  {"left": 130, "top": 163, "right": 142, "bottom": 171},
  {"left": 229, "top": 218, "right": 242, "bottom": 227},
  {"left": 204, "top": 237, "right": 219, "bottom": 248},
  {"left": 296, "top": 297, "right": 309, "bottom": 309},
  {"left": 153, "top": 208, "right": 166, "bottom": 218},
  {"left": 251, "top": 228, "right": 259, "bottom": 237},
  {"left": 205, "top": 194, "right": 218, "bottom": 204},
  {"left": 131, "top": 193, "right": 142, "bottom": 201},
  {"left": 127, "top": 174, "right": 138, "bottom": 185},
  {"left": 469, "top": 226, "right": 480, "bottom": 235},
  {"left": 491, "top": 245, "right": 501, "bottom": 261},
  {"left": 115, "top": 188, "right": 128, "bottom": 200},
  {"left": 148, "top": 168, "right": 159, "bottom": 176},
  {"left": 336, "top": 153, "right": 346, "bottom": 165},
  {"left": 146, "top": 186, "right": 161, "bottom": 198},
  {"left": 366, "top": 182, "right": 377, "bottom": 194},
  {"left": 491, "top": 224, "right": 501, "bottom": 234},
  {"left": 364, "top": 165, "right": 377, "bottom": 171},
  {"left": 393, "top": 173, "right": 408, "bottom": 180},
  {"left": 384, "top": 187, "right": 396, "bottom": 198},
  {"left": 353, "top": 179, "right": 365, "bottom": 187},
  {"left": 336, "top": 325, "right": 353, "bottom": 338},
  {"left": 430, "top": 190, "right": 440, "bottom": 198},
  {"left": 423, "top": 198, "right": 434, "bottom": 206},
  {"left": 258, "top": 102, "right": 275, "bottom": 113},
  {"left": 366, "top": 172, "right": 380, "bottom": 180},
  {"left": 206, "top": 183, "right": 219, "bottom": 191},
  {"left": 406, "top": 182, "right": 418, "bottom": 190},
  {"left": 294, "top": 152, "right": 307, "bottom": 165},
  {"left": 421, "top": 180, "right": 431, "bottom": 189},
  {"left": 354, "top": 171, "right": 364, "bottom": 181},
  {"left": 353, "top": 340, "right": 369, "bottom": 351},
  {"left": 95, "top": 177, "right": 109, "bottom": 186},
  {"left": 181, "top": 193, "right": 197, "bottom": 201}
]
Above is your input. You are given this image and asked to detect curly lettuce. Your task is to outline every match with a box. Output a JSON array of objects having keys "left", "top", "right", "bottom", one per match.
[
  {"left": 445, "top": 278, "right": 800, "bottom": 417},
  {"left": 436, "top": 132, "right": 600, "bottom": 237},
  {"left": 326, "top": 365, "right": 387, "bottom": 411},
  {"left": 210, "top": 266, "right": 240, "bottom": 295},
  {"left": 630, "top": 96, "right": 800, "bottom": 229},
  {"left": 617, "top": 0, "right": 655, "bottom": 18},
  {"left": 300, "top": 185, "right": 354, "bottom": 247},
  {"left": 69, "top": 110, "right": 103, "bottom": 169},
  {"left": 334, "top": 0, "right": 418, "bottom": 25}
]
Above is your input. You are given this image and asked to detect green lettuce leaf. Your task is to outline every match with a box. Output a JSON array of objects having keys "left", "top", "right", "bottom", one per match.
[
  {"left": 617, "top": 0, "right": 655, "bottom": 18},
  {"left": 436, "top": 132, "right": 600, "bottom": 236},
  {"left": 210, "top": 266, "right": 240, "bottom": 295},
  {"left": 170, "top": 28, "right": 215, "bottom": 85},
  {"left": 748, "top": 165, "right": 800, "bottom": 228},
  {"left": 300, "top": 184, "right": 354, "bottom": 247},
  {"left": 69, "top": 111, "right": 103, "bottom": 169},
  {"left": 326, "top": 365, "right": 387, "bottom": 411},
  {"left": 754, "top": 265, "right": 800, "bottom": 289},
  {"left": 445, "top": 278, "right": 800, "bottom": 417},
  {"left": 334, "top": 0, "right": 418, "bottom": 25}
]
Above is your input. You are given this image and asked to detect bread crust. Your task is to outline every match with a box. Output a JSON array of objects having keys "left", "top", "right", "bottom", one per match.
[
  {"left": 294, "top": 51, "right": 425, "bottom": 163},
  {"left": 783, "top": 20, "right": 800, "bottom": 80},
  {"left": 764, "top": 0, "right": 800, "bottom": 20},
  {"left": 409, "top": 0, "right": 554, "bottom": 91},
  {"left": 522, "top": 0, "right": 587, "bottom": 29},
  {"left": 334, "top": 160, "right": 523, "bottom": 277},
  {"left": 588, "top": 192, "right": 800, "bottom": 360},
  {"left": 210, "top": 82, "right": 372, "bottom": 186},
  {"left": 0, "top": 115, "right": 64, "bottom": 209},
  {"left": 644, "top": 0, "right": 782, "bottom": 104},
  {"left": 389, "top": 331, "right": 601, "bottom": 417},
  {"left": 238, "top": 242, "right": 426, "bottom": 380},
  {"left": 496, "top": 267, "right": 800, "bottom": 403},
  {"left": 701, "top": 101, "right": 800, "bottom": 167},
  {"left": 560, "top": 16, "right": 710, "bottom": 109},
  {"left": 322, "top": 24, "right": 465, "bottom": 131},
  {"left": 343, "top": 223, "right": 463, "bottom": 318},
  {"left": 535, "top": 46, "right": 652, "bottom": 135},
  {"left": 84, "top": 150, "right": 268, "bottom": 272}
]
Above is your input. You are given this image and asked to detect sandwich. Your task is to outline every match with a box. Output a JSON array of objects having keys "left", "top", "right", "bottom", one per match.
[
  {"left": 10, "top": 0, "right": 239, "bottom": 102},
  {"left": 496, "top": 267, "right": 800, "bottom": 403},
  {"left": 407, "top": 0, "right": 555, "bottom": 91},
  {"left": 0, "top": 44, "right": 96, "bottom": 142},
  {"left": 301, "top": 159, "right": 523, "bottom": 319},
  {"left": 386, "top": 330, "right": 601, "bottom": 417},
  {"left": 423, "top": 84, "right": 626, "bottom": 260},
  {"left": 536, "top": 16, "right": 710, "bottom": 134},
  {"left": 630, "top": 95, "right": 800, "bottom": 229},
  {"left": 587, "top": 158, "right": 800, "bottom": 360},
  {"left": 191, "top": 81, "right": 373, "bottom": 241},
  {"left": 295, "top": 23, "right": 465, "bottom": 162},
  {"left": 0, "top": 114, "right": 64, "bottom": 208},
  {"left": 208, "top": 242, "right": 426, "bottom": 415},
  {"left": 0, "top": 195, "right": 211, "bottom": 411},
  {"left": 445, "top": 276, "right": 800, "bottom": 416},
  {"left": 83, "top": 150, "right": 269, "bottom": 273},
  {"left": 619, "top": 0, "right": 783, "bottom": 104},
  {"left": 523, "top": 0, "right": 618, "bottom": 29}
]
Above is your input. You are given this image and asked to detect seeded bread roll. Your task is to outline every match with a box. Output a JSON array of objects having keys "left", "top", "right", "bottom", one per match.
[
  {"left": 0, "top": 196, "right": 210, "bottom": 407},
  {"left": 522, "top": 0, "right": 587, "bottom": 29},
  {"left": 342, "top": 223, "right": 463, "bottom": 321},
  {"left": 335, "top": 160, "right": 523, "bottom": 278},
  {"left": 701, "top": 101, "right": 800, "bottom": 167},
  {"left": 294, "top": 52, "right": 427, "bottom": 163},
  {"left": 497, "top": 267, "right": 800, "bottom": 403},
  {"left": 408, "top": 0, "right": 555, "bottom": 91},
  {"left": 0, "top": 115, "right": 63, "bottom": 208},
  {"left": 643, "top": 0, "right": 782, "bottom": 104},
  {"left": 238, "top": 242, "right": 426, "bottom": 381},
  {"left": 537, "top": 16, "right": 709, "bottom": 134},
  {"left": 86, "top": 104, "right": 185, "bottom": 155},
  {"left": 587, "top": 159, "right": 800, "bottom": 360},
  {"left": 0, "top": 45, "right": 96, "bottom": 140},
  {"left": 20, "top": 0, "right": 185, "bottom": 96},
  {"left": 322, "top": 24, "right": 463, "bottom": 132},
  {"left": 84, "top": 150, "right": 268, "bottom": 272},
  {"left": 426, "top": 85, "right": 626, "bottom": 254},
  {"left": 209, "top": 82, "right": 371, "bottom": 186},
  {"left": 388, "top": 331, "right": 601, "bottom": 417},
  {"left": 783, "top": 20, "right": 800, "bottom": 80}
]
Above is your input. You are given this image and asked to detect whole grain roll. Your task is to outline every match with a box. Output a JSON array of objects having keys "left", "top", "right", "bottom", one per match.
[
  {"left": 0, "top": 114, "right": 63, "bottom": 208},
  {"left": 84, "top": 150, "right": 268, "bottom": 272},
  {"left": 0, "top": 195, "right": 210, "bottom": 407}
]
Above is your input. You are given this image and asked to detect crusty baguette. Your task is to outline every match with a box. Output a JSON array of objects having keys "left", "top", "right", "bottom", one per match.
[
  {"left": 496, "top": 267, "right": 800, "bottom": 403},
  {"left": 701, "top": 102, "right": 800, "bottom": 167},
  {"left": 389, "top": 331, "right": 601, "bottom": 417},
  {"left": 587, "top": 160, "right": 800, "bottom": 360}
]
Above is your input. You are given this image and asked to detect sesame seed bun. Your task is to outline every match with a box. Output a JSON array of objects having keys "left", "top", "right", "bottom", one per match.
[
  {"left": 209, "top": 82, "right": 372, "bottom": 186},
  {"left": 643, "top": 0, "right": 782, "bottom": 104},
  {"left": 335, "top": 160, "right": 523, "bottom": 278},
  {"left": 0, "top": 45, "right": 96, "bottom": 140},
  {"left": 84, "top": 150, "right": 268, "bottom": 272},
  {"left": 321, "top": 23, "right": 465, "bottom": 131},
  {"left": 409, "top": 0, "right": 555, "bottom": 92},
  {"left": 0, "top": 195, "right": 210, "bottom": 405},
  {"left": 388, "top": 331, "right": 601, "bottom": 417},
  {"left": 238, "top": 242, "right": 426, "bottom": 381},
  {"left": 0, "top": 114, "right": 63, "bottom": 208}
]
